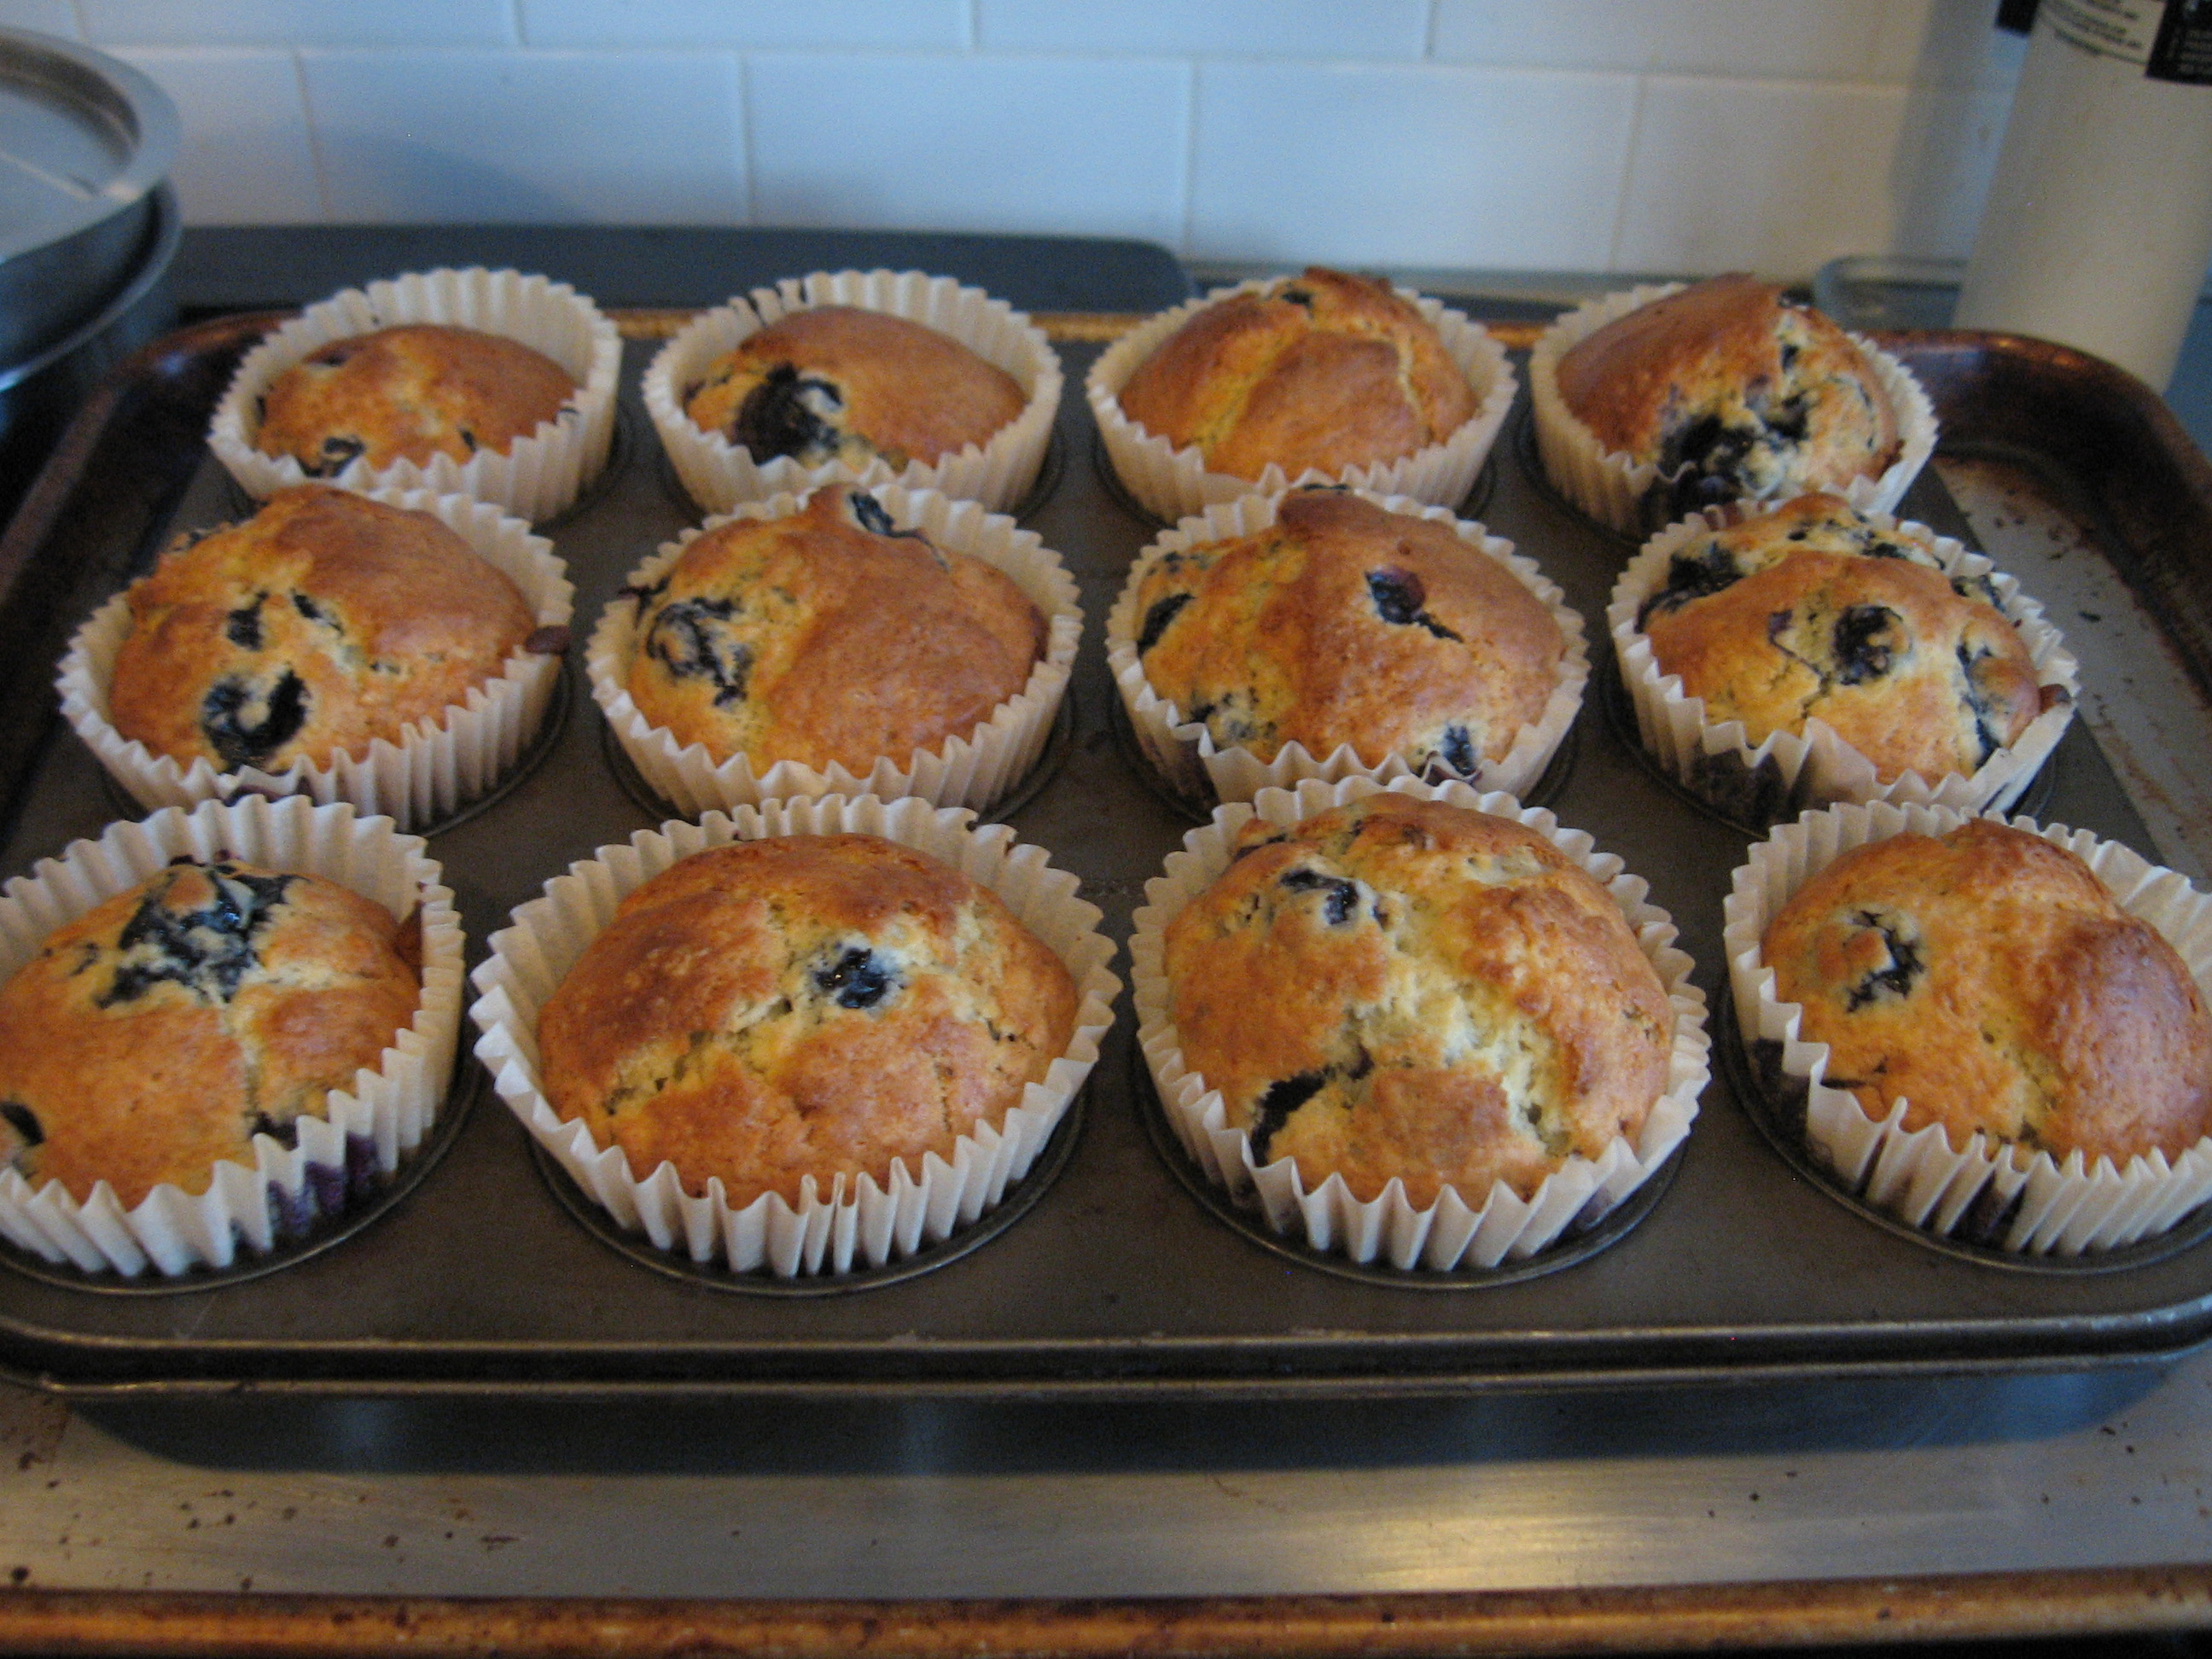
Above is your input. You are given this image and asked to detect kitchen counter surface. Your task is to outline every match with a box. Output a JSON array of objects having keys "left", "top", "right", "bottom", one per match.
[{"left": 1, "top": 229, "right": 2210, "bottom": 1655}]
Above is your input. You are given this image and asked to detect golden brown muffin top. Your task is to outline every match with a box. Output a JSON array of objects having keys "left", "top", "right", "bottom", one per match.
[
  {"left": 255, "top": 323, "right": 576, "bottom": 474},
  {"left": 623, "top": 486, "right": 1046, "bottom": 775},
  {"left": 683, "top": 306, "right": 1027, "bottom": 471},
  {"left": 536, "top": 834, "right": 1079, "bottom": 1208},
  {"left": 108, "top": 486, "right": 539, "bottom": 775},
  {"left": 1635, "top": 494, "right": 2048, "bottom": 783},
  {"left": 1555, "top": 274, "right": 1899, "bottom": 519},
  {"left": 0, "top": 859, "right": 421, "bottom": 1208},
  {"left": 1764, "top": 818, "right": 2212, "bottom": 1164},
  {"left": 1164, "top": 795, "right": 1673, "bottom": 1207},
  {"left": 1117, "top": 268, "right": 1478, "bottom": 483},
  {"left": 1132, "top": 488, "right": 1563, "bottom": 777}
]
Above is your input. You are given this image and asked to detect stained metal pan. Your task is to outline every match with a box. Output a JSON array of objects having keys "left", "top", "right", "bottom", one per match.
[{"left": 0, "top": 245, "right": 2209, "bottom": 1395}]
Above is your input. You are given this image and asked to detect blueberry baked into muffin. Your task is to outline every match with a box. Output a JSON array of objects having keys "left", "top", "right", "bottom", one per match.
[
  {"left": 534, "top": 833, "right": 1078, "bottom": 1208},
  {"left": 622, "top": 486, "right": 1046, "bottom": 776},
  {"left": 1761, "top": 818, "right": 2212, "bottom": 1172},
  {"left": 1161, "top": 794, "right": 1674, "bottom": 1208},
  {"left": 255, "top": 323, "right": 578, "bottom": 477},
  {"left": 1535, "top": 274, "right": 1924, "bottom": 534},
  {"left": 1127, "top": 487, "right": 1566, "bottom": 786},
  {"left": 0, "top": 858, "right": 422, "bottom": 1212},
  {"left": 682, "top": 306, "right": 1027, "bottom": 474},
  {"left": 1632, "top": 494, "right": 2050, "bottom": 802},
  {"left": 105, "top": 486, "right": 542, "bottom": 777},
  {"left": 1115, "top": 267, "right": 1479, "bottom": 484}
]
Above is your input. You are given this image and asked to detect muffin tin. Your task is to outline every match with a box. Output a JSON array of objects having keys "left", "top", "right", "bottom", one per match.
[{"left": 1, "top": 290, "right": 2209, "bottom": 1395}]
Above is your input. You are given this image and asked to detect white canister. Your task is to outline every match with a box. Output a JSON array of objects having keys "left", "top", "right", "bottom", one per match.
[{"left": 1955, "top": 0, "right": 2212, "bottom": 391}]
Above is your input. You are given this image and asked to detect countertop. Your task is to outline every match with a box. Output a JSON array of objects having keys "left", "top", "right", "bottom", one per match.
[{"left": 1, "top": 228, "right": 2210, "bottom": 1656}]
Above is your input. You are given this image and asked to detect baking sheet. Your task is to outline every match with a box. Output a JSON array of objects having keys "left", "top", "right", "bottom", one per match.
[{"left": 0, "top": 309, "right": 2208, "bottom": 1396}]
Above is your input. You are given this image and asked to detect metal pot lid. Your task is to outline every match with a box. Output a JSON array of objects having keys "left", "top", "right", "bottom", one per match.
[{"left": 0, "top": 28, "right": 178, "bottom": 265}]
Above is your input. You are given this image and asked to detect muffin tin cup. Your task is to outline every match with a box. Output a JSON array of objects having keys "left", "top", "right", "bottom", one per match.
[
  {"left": 587, "top": 483, "right": 1082, "bottom": 818},
  {"left": 467, "top": 794, "right": 1122, "bottom": 1280},
  {"left": 1105, "top": 489, "right": 1588, "bottom": 808},
  {"left": 0, "top": 796, "right": 465, "bottom": 1279},
  {"left": 1129, "top": 775, "right": 1709, "bottom": 1273},
  {"left": 1607, "top": 504, "right": 2080, "bottom": 828},
  {"left": 1528, "top": 282, "right": 1939, "bottom": 540},
  {"left": 56, "top": 486, "right": 575, "bottom": 835},
  {"left": 1723, "top": 801, "right": 2212, "bottom": 1255},
  {"left": 1085, "top": 279, "right": 1516, "bottom": 525},
  {"left": 207, "top": 267, "right": 621, "bottom": 525},
  {"left": 642, "top": 270, "right": 1063, "bottom": 516}
]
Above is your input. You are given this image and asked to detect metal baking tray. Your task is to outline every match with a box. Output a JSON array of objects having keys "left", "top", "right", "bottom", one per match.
[{"left": 2, "top": 288, "right": 2210, "bottom": 1398}]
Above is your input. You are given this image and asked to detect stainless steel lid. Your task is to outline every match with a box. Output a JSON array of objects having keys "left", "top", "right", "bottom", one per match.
[
  {"left": 0, "top": 29, "right": 178, "bottom": 365},
  {"left": 0, "top": 29, "right": 177, "bottom": 260}
]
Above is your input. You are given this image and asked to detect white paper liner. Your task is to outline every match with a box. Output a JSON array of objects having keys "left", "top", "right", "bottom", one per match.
[
  {"left": 1086, "top": 279, "right": 1516, "bottom": 523},
  {"left": 1723, "top": 801, "right": 2212, "bottom": 1254},
  {"left": 1107, "top": 489, "right": 1588, "bottom": 807},
  {"left": 643, "top": 270, "right": 1063, "bottom": 516},
  {"left": 1130, "top": 775, "right": 1709, "bottom": 1272},
  {"left": 588, "top": 483, "right": 1081, "bottom": 818},
  {"left": 56, "top": 486, "right": 574, "bottom": 835},
  {"left": 207, "top": 267, "right": 622, "bottom": 524},
  {"left": 0, "top": 796, "right": 464, "bottom": 1278},
  {"left": 1528, "top": 282, "right": 1939, "bottom": 538},
  {"left": 1608, "top": 505, "right": 2079, "bottom": 823},
  {"left": 467, "top": 795, "right": 1120, "bottom": 1278}
]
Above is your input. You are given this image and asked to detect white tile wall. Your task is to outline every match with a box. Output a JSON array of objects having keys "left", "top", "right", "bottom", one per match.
[
  {"left": 1189, "top": 62, "right": 1637, "bottom": 270},
  {"left": 301, "top": 49, "right": 746, "bottom": 224},
  {"left": 9, "top": 0, "right": 2033, "bottom": 282}
]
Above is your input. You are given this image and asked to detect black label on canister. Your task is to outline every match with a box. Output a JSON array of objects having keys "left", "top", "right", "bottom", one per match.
[{"left": 2150, "top": 0, "right": 2212, "bottom": 80}]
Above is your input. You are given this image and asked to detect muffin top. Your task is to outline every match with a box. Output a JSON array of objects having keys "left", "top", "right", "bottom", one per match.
[
  {"left": 1132, "top": 488, "right": 1564, "bottom": 778},
  {"left": 1763, "top": 818, "right": 2212, "bottom": 1165},
  {"left": 1555, "top": 274, "right": 1899, "bottom": 520},
  {"left": 1633, "top": 494, "right": 2046, "bottom": 784},
  {"left": 623, "top": 486, "right": 1046, "bottom": 775},
  {"left": 535, "top": 834, "right": 1079, "bottom": 1208},
  {"left": 255, "top": 323, "right": 577, "bottom": 475},
  {"left": 1116, "top": 268, "right": 1477, "bottom": 483},
  {"left": 683, "top": 306, "right": 1027, "bottom": 472},
  {"left": 0, "top": 858, "right": 421, "bottom": 1208},
  {"left": 107, "top": 486, "right": 540, "bottom": 776},
  {"left": 1164, "top": 795, "right": 1673, "bottom": 1207}
]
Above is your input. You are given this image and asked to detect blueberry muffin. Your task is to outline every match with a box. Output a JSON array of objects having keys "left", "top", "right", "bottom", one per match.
[
  {"left": 0, "top": 858, "right": 422, "bottom": 1209},
  {"left": 1633, "top": 495, "right": 2047, "bottom": 786},
  {"left": 535, "top": 833, "right": 1079, "bottom": 1207},
  {"left": 623, "top": 486, "right": 1045, "bottom": 775},
  {"left": 1761, "top": 818, "right": 2212, "bottom": 1166},
  {"left": 1162, "top": 795, "right": 1674, "bottom": 1206},
  {"left": 1130, "top": 487, "right": 1564, "bottom": 781},
  {"left": 254, "top": 323, "right": 578, "bottom": 477},
  {"left": 106, "top": 486, "right": 541, "bottom": 777},
  {"left": 683, "top": 306, "right": 1027, "bottom": 472},
  {"left": 1554, "top": 274, "right": 1901, "bottom": 522},
  {"left": 1115, "top": 268, "right": 1478, "bottom": 484}
]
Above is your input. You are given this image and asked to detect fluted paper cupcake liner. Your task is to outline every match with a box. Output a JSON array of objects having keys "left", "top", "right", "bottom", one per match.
[
  {"left": 0, "top": 796, "right": 463, "bottom": 1278},
  {"left": 1528, "top": 282, "right": 1938, "bottom": 538},
  {"left": 1107, "top": 490, "right": 1587, "bottom": 807},
  {"left": 58, "top": 486, "right": 573, "bottom": 834},
  {"left": 1609, "top": 506, "right": 2078, "bottom": 825},
  {"left": 1130, "top": 775, "right": 1708, "bottom": 1272},
  {"left": 589, "top": 483, "right": 1080, "bottom": 818},
  {"left": 1723, "top": 801, "right": 2212, "bottom": 1254},
  {"left": 468, "top": 795, "right": 1121, "bottom": 1278},
  {"left": 1086, "top": 280, "right": 1516, "bottom": 523},
  {"left": 208, "top": 267, "right": 621, "bottom": 524},
  {"left": 643, "top": 270, "right": 1062, "bottom": 516}
]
